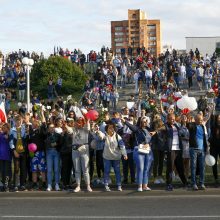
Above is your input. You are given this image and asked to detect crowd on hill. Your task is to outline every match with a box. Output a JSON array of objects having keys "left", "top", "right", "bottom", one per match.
[{"left": 0, "top": 46, "right": 220, "bottom": 193}]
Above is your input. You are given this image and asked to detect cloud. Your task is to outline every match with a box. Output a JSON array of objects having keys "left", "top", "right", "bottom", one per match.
[{"left": 0, "top": 0, "right": 220, "bottom": 54}]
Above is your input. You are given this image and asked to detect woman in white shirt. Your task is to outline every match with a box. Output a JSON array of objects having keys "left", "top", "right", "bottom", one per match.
[{"left": 98, "top": 122, "right": 127, "bottom": 192}]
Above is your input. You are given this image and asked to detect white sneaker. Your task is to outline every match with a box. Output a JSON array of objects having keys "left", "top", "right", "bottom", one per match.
[
  {"left": 87, "top": 185, "right": 93, "bottom": 192},
  {"left": 154, "top": 178, "right": 161, "bottom": 184},
  {"left": 55, "top": 184, "right": 60, "bottom": 191},
  {"left": 143, "top": 186, "right": 151, "bottom": 191},
  {"left": 47, "top": 184, "right": 52, "bottom": 192},
  {"left": 105, "top": 185, "right": 111, "bottom": 192},
  {"left": 137, "top": 187, "right": 143, "bottom": 192},
  {"left": 117, "top": 186, "right": 122, "bottom": 191},
  {"left": 73, "top": 186, "right": 81, "bottom": 192}
]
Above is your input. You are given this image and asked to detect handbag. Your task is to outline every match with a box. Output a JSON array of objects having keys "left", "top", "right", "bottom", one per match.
[
  {"left": 138, "top": 143, "right": 150, "bottom": 154},
  {"left": 136, "top": 129, "right": 151, "bottom": 154}
]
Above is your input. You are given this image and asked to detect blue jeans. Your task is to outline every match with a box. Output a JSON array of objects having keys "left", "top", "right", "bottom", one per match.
[
  {"left": 134, "top": 149, "right": 154, "bottom": 185},
  {"left": 174, "top": 76, "right": 180, "bottom": 88},
  {"left": 189, "top": 148, "right": 205, "bottom": 186},
  {"left": 205, "top": 79, "right": 212, "bottom": 90},
  {"left": 104, "top": 159, "right": 121, "bottom": 186},
  {"left": 46, "top": 149, "right": 60, "bottom": 185}
]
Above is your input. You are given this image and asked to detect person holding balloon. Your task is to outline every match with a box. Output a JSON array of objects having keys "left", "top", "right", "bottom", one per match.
[
  {"left": 72, "top": 115, "right": 92, "bottom": 193},
  {"left": 27, "top": 112, "right": 47, "bottom": 191},
  {"left": 187, "top": 114, "right": 209, "bottom": 190}
]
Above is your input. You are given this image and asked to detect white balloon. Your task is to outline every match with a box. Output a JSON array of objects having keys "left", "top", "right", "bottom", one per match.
[
  {"left": 177, "top": 96, "right": 197, "bottom": 111},
  {"left": 205, "top": 154, "right": 216, "bottom": 167}
]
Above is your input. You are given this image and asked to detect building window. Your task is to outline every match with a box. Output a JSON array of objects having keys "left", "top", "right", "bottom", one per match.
[
  {"left": 115, "top": 32, "right": 124, "bottom": 36},
  {"left": 148, "top": 25, "right": 156, "bottom": 30},
  {"left": 131, "top": 37, "right": 139, "bottom": 41},
  {"left": 149, "top": 36, "right": 156, "bottom": 40},
  {"left": 115, "top": 27, "right": 123, "bottom": 31},
  {"left": 149, "top": 41, "right": 156, "bottom": 46},
  {"left": 115, "top": 38, "right": 123, "bottom": 42},
  {"left": 148, "top": 31, "right": 156, "bottom": 36},
  {"left": 132, "top": 14, "right": 137, "bottom": 19},
  {"left": 116, "top": 43, "right": 124, "bottom": 47}
]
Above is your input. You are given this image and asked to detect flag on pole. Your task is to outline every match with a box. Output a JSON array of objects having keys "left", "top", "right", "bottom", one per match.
[{"left": 0, "top": 101, "right": 7, "bottom": 123}]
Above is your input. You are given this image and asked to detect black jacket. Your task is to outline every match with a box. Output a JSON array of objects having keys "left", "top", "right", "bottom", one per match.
[
  {"left": 60, "top": 132, "right": 72, "bottom": 154},
  {"left": 159, "top": 123, "right": 183, "bottom": 152},
  {"left": 27, "top": 123, "right": 47, "bottom": 152}
]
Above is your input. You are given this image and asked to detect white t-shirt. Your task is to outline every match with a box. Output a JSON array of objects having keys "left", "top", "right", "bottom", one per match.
[
  {"left": 145, "top": 70, "right": 152, "bottom": 78},
  {"left": 172, "top": 126, "right": 180, "bottom": 150}
]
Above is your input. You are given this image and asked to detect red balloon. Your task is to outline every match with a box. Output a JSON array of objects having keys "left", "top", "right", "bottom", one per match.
[
  {"left": 85, "top": 110, "right": 99, "bottom": 121},
  {"left": 181, "top": 108, "right": 190, "bottom": 115}
]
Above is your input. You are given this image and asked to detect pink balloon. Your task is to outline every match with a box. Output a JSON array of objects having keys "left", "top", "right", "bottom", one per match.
[
  {"left": 85, "top": 110, "right": 99, "bottom": 121},
  {"left": 28, "top": 143, "right": 37, "bottom": 152}
]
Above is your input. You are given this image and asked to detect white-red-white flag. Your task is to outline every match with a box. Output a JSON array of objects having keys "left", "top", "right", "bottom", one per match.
[{"left": 0, "top": 102, "right": 7, "bottom": 123}]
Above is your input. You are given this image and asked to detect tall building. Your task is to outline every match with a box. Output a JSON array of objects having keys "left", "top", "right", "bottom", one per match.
[{"left": 111, "top": 9, "right": 161, "bottom": 57}]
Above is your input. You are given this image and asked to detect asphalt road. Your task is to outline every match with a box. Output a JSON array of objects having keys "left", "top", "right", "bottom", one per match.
[{"left": 0, "top": 189, "right": 220, "bottom": 220}]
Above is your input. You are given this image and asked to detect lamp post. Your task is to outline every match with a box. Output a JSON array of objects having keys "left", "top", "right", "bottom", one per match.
[{"left": 22, "top": 57, "right": 34, "bottom": 113}]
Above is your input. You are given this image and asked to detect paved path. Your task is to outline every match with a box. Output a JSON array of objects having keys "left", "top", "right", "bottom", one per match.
[{"left": 0, "top": 189, "right": 220, "bottom": 220}]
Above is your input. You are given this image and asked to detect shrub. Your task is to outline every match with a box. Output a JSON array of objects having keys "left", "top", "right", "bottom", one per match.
[{"left": 30, "top": 56, "right": 87, "bottom": 98}]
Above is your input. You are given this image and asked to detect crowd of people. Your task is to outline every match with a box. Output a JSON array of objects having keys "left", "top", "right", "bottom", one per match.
[{"left": 0, "top": 46, "right": 220, "bottom": 193}]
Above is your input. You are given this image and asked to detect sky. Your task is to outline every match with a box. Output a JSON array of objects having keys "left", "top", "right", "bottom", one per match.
[{"left": 0, "top": 0, "right": 220, "bottom": 55}]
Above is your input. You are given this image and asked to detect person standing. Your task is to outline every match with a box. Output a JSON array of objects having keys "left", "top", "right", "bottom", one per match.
[
  {"left": 204, "top": 64, "right": 213, "bottom": 90},
  {"left": 98, "top": 122, "right": 127, "bottom": 192},
  {"left": 18, "top": 76, "right": 26, "bottom": 102},
  {"left": 123, "top": 117, "right": 154, "bottom": 192},
  {"left": 0, "top": 123, "right": 11, "bottom": 192},
  {"left": 72, "top": 117, "right": 92, "bottom": 192},
  {"left": 209, "top": 114, "right": 220, "bottom": 186},
  {"left": 9, "top": 115, "right": 27, "bottom": 191},
  {"left": 145, "top": 66, "right": 152, "bottom": 90},
  {"left": 45, "top": 123, "right": 62, "bottom": 191},
  {"left": 196, "top": 63, "right": 204, "bottom": 90},
  {"left": 160, "top": 113, "right": 187, "bottom": 191},
  {"left": 27, "top": 116, "right": 47, "bottom": 191},
  {"left": 179, "top": 115, "right": 190, "bottom": 180},
  {"left": 187, "top": 114, "right": 209, "bottom": 190},
  {"left": 186, "top": 65, "right": 193, "bottom": 89}
]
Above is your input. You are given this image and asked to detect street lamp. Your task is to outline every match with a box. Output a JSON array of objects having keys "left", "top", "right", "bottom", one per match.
[{"left": 22, "top": 57, "right": 34, "bottom": 113}]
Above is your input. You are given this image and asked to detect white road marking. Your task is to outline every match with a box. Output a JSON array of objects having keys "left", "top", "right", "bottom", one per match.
[
  {"left": 1, "top": 194, "right": 220, "bottom": 200},
  {"left": 1, "top": 216, "right": 220, "bottom": 219}
]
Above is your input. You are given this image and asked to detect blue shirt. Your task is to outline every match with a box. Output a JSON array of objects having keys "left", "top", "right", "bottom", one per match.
[{"left": 196, "top": 125, "right": 204, "bottom": 150}]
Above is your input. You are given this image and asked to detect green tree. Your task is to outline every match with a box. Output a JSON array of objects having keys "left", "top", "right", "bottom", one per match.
[{"left": 30, "top": 56, "right": 87, "bottom": 98}]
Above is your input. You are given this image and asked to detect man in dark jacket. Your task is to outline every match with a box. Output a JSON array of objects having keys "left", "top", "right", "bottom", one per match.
[
  {"left": 188, "top": 114, "right": 208, "bottom": 190},
  {"left": 161, "top": 113, "right": 187, "bottom": 191}
]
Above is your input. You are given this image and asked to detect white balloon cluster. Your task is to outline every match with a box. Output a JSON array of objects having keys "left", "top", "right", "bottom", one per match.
[{"left": 177, "top": 95, "right": 197, "bottom": 111}]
